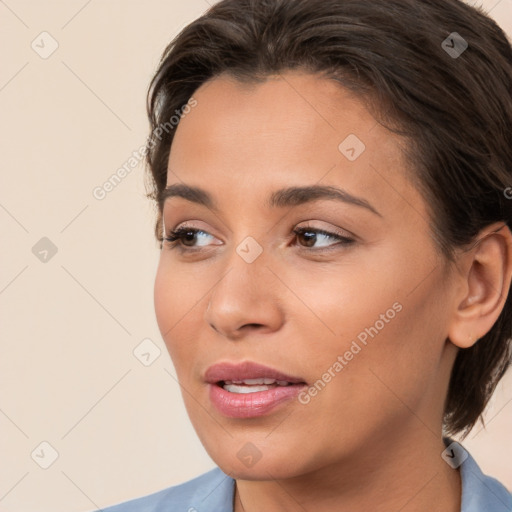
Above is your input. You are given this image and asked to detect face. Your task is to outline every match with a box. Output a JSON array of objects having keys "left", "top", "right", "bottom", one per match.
[{"left": 154, "top": 72, "right": 459, "bottom": 479}]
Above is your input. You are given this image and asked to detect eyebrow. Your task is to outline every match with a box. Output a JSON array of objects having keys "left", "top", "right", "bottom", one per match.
[{"left": 160, "top": 183, "right": 382, "bottom": 217}]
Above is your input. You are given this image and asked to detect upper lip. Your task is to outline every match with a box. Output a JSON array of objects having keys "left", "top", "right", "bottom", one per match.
[{"left": 204, "top": 361, "right": 306, "bottom": 384}]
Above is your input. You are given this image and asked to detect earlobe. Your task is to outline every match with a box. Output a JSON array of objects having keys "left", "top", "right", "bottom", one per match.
[{"left": 447, "top": 223, "right": 512, "bottom": 349}]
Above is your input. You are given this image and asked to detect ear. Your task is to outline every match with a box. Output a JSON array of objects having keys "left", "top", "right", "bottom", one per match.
[{"left": 447, "top": 222, "right": 512, "bottom": 349}]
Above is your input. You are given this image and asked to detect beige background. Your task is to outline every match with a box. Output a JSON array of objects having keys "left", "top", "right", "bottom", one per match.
[{"left": 0, "top": 1, "right": 511, "bottom": 511}]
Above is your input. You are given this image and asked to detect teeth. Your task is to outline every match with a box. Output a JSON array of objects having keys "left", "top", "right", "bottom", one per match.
[
  {"left": 223, "top": 378, "right": 291, "bottom": 386},
  {"left": 221, "top": 378, "right": 295, "bottom": 393},
  {"left": 241, "top": 378, "right": 276, "bottom": 385},
  {"left": 224, "top": 384, "right": 274, "bottom": 393}
]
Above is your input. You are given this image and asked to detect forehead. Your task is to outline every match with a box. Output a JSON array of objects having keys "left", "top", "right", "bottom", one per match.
[
  {"left": 170, "top": 71, "right": 382, "bottom": 165},
  {"left": 166, "top": 71, "right": 425, "bottom": 221}
]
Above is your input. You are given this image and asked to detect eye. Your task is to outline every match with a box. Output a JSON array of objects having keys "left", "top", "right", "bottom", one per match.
[
  {"left": 292, "top": 226, "right": 355, "bottom": 250},
  {"left": 164, "top": 226, "right": 217, "bottom": 250},
  {"left": 163, "top": 224, "right": 355, "bottom": 252}
]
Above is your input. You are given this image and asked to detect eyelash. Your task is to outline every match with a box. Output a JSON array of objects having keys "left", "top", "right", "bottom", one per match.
[{"left": 163, "top": 225, "right": 355, "bottom": 253}]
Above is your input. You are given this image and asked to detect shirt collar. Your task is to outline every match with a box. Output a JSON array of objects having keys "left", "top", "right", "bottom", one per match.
[{"left": 458, "top": 444, "right": 512, "bottom": 511}]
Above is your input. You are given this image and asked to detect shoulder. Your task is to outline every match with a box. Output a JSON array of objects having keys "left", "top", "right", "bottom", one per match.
[
  {"left": 97, "top": 467, "right": 235, "bottom": 512},
  {"left": 460, "top": 447, "right": 512, "bottom": 512}
]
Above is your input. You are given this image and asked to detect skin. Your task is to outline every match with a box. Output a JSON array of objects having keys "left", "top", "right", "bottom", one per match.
[{"left": 153, "top": 71, "right": 512, "bottom": 512}]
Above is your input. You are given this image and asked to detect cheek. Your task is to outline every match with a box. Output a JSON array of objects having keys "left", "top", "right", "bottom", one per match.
[
  {"left": 311, "top": 283, "right": 447, "bottom": 425},
  {"left": 154, "top": 258, "right": 198, "bottom": 362},
  {"left": 281, "top": 256, "right": 400, "bottom": 348},
  {"left": 154, "top": 261, "right": 174, "bottom": 339},
  {"left": 290, "top": 251, "right": 446, "bottom": 406}
]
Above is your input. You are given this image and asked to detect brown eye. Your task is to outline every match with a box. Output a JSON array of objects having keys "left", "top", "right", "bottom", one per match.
[
  {"left": 180, "top": 229, "right": 199, "bottom": 246},
  {"left": 296, "top": 229, "right": 318, "bottom": 247},
  {"left": 292, "top": 227, "right": 355, "bottom": 250},
  {"left": 164, "top": 227, "right": 215, "bottom": 249}
]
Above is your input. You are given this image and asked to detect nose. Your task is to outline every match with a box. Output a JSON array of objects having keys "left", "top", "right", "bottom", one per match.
[{"left": 204, "top": 250, "right": 285, "bottom": 340}]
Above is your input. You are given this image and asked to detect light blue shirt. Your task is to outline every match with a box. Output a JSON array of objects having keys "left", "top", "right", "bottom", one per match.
[{"left": 97, "top": 447, "right": 512, "bottom": 512}]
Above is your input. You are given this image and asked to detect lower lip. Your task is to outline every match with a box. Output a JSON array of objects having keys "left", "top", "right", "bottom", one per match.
[{"left": 208, "top": 383, "right": 306, "bottom": 418}]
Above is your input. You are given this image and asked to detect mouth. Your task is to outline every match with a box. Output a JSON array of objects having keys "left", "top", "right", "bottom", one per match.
[
  {"left": 205, "top": 360, "right": 307, "bottom": 388},
  {"left": 218, "top": 378, "right": 302, "bottom": 394},
  {"left": 204, "top": 361, "right": 307, "bottom": 418}
]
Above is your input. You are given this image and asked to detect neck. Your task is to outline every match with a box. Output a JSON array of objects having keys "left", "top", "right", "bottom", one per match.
[{"left": 233, "top": 430, "right": 461, "bottom": 512}]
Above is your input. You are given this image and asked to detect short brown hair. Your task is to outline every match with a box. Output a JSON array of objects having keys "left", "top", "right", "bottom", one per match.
[{"left": 145, "top": 0, "right": 512, "bottom": 436}]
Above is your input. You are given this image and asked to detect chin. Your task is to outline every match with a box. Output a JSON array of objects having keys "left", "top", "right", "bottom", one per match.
[
  {"left": 196, "top": 432, "right": 312, "bottom": 480},
  {"left": 217, "top": 456, "right": 304, "bottom": 481}
]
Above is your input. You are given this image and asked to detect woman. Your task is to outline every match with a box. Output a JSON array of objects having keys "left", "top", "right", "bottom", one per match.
[{"left": 99, "top": 0, "right": 512, "bottom": 510}]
